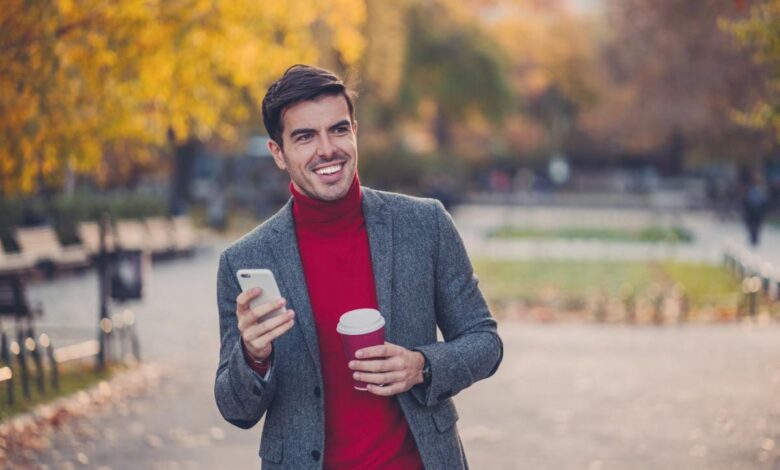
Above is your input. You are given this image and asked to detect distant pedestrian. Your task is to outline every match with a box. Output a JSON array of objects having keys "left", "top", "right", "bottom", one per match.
[{"left": 741, "top": 172, "right": 769, "bottom": 246}]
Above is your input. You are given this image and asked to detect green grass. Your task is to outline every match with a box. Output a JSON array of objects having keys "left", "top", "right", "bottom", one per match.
[
  {"left": 473, "top": 259, "right": 741, "bottom": 310},
  {"left": 661, "top": 261, "right": 742, "bottom": 307},
  {"left": 490, "top": 225, "right": 694, "bottom": 243},
  {"left": 474, "top": 259, "right": 649, "bottom": 300},
  {"left": 0, "top": 362, "right": 121, "bottom": 421}
]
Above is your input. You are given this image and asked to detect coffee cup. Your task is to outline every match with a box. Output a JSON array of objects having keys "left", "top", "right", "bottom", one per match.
[{"left": 336, "top": 308, "right": 386, "bottom": 390}]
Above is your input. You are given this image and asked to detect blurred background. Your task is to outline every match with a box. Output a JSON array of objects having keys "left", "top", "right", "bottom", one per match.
[{"left": 1, "top": 0, "right": 780, "bottom": 469}]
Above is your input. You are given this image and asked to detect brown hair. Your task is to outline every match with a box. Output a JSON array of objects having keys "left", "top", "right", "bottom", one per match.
[{"left": 261, "top": 64, "right": 356, "bottom": 148}]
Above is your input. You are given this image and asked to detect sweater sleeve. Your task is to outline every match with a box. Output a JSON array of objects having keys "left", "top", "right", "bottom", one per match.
[{"left": 242, "top": 339, "right": 272, "bottom": 377}]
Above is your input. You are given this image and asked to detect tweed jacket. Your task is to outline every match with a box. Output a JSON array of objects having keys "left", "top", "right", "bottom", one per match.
[{"left": 215, "top": 187, "right": 503, "bottom": 469}]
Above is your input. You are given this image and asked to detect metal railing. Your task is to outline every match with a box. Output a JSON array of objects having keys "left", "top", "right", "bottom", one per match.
[
  {"left": 723, "top": 240, "right": 780, "bottom": 316},
  {"left": 0, "top": 311, "right": 140, "bottom": 408}
]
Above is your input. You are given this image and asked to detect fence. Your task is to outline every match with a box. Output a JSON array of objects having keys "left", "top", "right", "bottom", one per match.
[
  {"left": 0, "top": 312, "right": 140, "bottom": 407},
  {"left": 723, "top": 240, "right": 780, "bottom": 316}
]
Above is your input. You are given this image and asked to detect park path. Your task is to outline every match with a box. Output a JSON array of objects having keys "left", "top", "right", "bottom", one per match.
[
  {"left": 10, "top": 227, "right": 780, "bottom": 469},
  {"left": 453, "top": 205, "right": 780, "bottom": 265}
]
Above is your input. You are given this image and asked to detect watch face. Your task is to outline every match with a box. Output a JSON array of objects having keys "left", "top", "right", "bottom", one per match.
[{"left": 422, "top": 363, "right": 431, "bottom": 384}]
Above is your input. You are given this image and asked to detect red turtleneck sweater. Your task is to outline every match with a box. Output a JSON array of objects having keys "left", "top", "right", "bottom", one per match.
[{"left": 289, "top": 176, "right": 423, "bottom": 470}]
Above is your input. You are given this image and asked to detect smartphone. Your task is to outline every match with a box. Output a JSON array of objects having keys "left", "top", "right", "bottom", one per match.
[{"left": 236, "top": 269, "right": 285, "bottom": 321}]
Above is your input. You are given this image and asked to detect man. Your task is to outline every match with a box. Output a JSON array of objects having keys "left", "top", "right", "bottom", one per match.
[{"left": 215, "top": 64, "right": 502, "bottom": 469}]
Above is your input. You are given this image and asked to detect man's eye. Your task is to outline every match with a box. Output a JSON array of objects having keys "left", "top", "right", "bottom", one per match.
[
  {"left": 296, "top": 134, "right": 313, "bottom": 142},
  {"left": 334, "top": 127, "right": 349, "bottom": 135}
]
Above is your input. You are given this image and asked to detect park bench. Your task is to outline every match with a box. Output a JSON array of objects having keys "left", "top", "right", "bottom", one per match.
[
  {"left": 0, "top": 243, "right": 33, "bottom": 276},
  {"left": 171, "top": 215, "right": 198, "bottom": 255},
  {"left": 114, "top": 219, "right": 150, "bottom": 253},
  {"left": 78, "top": 221, "right": 116, "bottom": 257},
  {"left": 15, "top": 226, "right": 90, "bottom": 273},
  {"left": 144, "top": 217, "right": 176, "bottom": 257}
]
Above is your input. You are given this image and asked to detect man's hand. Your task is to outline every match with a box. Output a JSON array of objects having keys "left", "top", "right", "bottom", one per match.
[
  {"left": 349, "top": 342, "right": 425, "bottom": 396},
  {"left": 236, "top": 288, "right": 295, "bottom": 362}
]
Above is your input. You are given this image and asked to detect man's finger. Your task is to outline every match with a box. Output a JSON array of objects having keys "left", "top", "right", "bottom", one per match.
[
  {"left": 354, "top": 370, "right": 404, "bottom": 385},
  {"left": 247, "top": 317, "right": 295, "bottom": 350},
  {"left": 237, "top": 298, "right": 286, "bottom": 330},
  {"left": 366, "top": 382, "right": 402, "bottom": 396},
  {"left": 349, "top": 358, "right": 396, "bottom": 373},
  {"left": 355, "top": 343, "right": 397, "bottom": 359},
  {"left": 249, "top": 298, "right": 286, "bottom": 321},
  {"left": 236, "top": 288, "right": 262, "bottom": 311},
  {"left": 243, "top": 310, "right": 295, "bottom": 341}
]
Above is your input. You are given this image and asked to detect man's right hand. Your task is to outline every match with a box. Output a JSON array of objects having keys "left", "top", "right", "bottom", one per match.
[{"left": 236, "top": 288, "right": 296, "bottom": 362}]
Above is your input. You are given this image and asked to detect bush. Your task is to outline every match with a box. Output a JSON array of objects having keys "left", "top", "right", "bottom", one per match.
[{"left": 0, "top": 192, "right": 167, "bottom": 248}]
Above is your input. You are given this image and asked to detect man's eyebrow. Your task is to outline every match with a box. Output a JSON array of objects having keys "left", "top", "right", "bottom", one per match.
[
  {"left": 289, "top": 120, "right": 351, "bottom": 139},
  {"left": 329, "top": 119, "right": 351, "bottom": 131},
  {"left": 289, "top": 127, "right": 315, "bottom": 139}
]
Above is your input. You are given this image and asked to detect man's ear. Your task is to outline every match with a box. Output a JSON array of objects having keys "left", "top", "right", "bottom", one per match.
[
  {"left": 267, "top": 139, "right": 287, "bottom": 170},
  {"left": 352, "top": 120, "right": 358, "bottom": 135}
]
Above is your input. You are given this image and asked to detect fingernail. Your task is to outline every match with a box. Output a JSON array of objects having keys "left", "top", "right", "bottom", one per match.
[
  {"left": 353, "top": 373, "right": 359, "bottom": 380},
  {"left": 348, "top": 361, "right": 355, "bottom": 369},
  {"left": 355, "top": 351, "right": 363, "bottom": 358},
  {"left": 252, "top": 287, "right": 261, "bottom": 294}
]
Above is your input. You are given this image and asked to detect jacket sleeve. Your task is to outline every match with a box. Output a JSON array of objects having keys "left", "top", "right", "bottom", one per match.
[
  {"left": 214, "top": 250, "right": 278, "bottom": 429},
  {"left": 411, "top": 200, "right": 503, "bottom": 407}
]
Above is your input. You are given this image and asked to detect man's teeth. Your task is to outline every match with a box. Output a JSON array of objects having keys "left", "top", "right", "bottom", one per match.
[{"left": 315, "top": 164, "right": 342, "bottom": 175}]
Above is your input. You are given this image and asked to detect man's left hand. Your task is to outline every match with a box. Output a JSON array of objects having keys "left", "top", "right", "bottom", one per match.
[{"left": 349, "top": 342, "right": 425, "bottom": 396}]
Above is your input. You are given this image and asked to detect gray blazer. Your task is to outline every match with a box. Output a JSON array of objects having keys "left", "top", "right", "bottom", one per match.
[{"left": 215, "top": 187, "right": 502, "bottom": 469}]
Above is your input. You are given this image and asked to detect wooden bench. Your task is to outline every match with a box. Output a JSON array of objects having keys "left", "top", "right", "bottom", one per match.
[
  {"left": 15, "top": 226, "right": 90, "bottom": 272},
  {"left": 171, "top": 216, "right": 198, "bottom": 255},
  {"left": 78, "top": 221, "right": 116, "bottom": 257},
  {"left": 114, "top": 220, "right": 149, "bottom": 253},
  {"left": 144, "top": 217, "right": 176, "bottom": 257},
  {"left": 0, "top": 244, "right": 33, "bottom": 276}
]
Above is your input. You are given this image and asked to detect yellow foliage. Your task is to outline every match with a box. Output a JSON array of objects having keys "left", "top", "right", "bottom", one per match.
[
  {"left": 0, "top": 0, "right": 366, "bottom": 195},
  {"left": 724, "top": 0, "right": 780, "bottom": 140}
]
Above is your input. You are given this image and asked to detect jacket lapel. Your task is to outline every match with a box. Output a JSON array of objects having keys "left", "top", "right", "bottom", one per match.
[
  {"left": 268, "top": 200, "right": 322, "bottom": 369},
  {"left": 362, "top": 188, "right": 395, "bottom": 341}
]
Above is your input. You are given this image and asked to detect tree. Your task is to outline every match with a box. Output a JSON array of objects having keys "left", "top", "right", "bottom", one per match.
[
  {"left": 486, "top": 0, "right": 604, "bottom": 160},
  {"left": 581, "top": 0, "right": 772, "bottom": 167},
  {"left": 397, "top": 0, "right": 512, "bottom": 154},
  {"left": 0, "top": 0, "right": 366, "bottom": 196},
  {"left": 726, "top": 0, "right": 780, "bottom": 142}
]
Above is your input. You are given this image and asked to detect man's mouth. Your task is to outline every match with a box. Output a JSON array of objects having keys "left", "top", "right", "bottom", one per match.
[{"left": 314, "top": 163, "right": 344, "bottom": 176}]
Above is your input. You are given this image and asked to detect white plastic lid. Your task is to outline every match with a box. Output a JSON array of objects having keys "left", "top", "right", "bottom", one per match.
[{"left": 336, "top": 309, "right": 385, "bottom": 335}]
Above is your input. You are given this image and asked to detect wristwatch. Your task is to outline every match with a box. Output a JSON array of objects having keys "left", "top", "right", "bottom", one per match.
[{"left": 421, "top": 356, "right": 432, "bottom": 386}]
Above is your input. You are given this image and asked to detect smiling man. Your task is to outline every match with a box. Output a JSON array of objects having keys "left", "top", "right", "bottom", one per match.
[{"left": 214, "top": 64, "right": 502, "bottom": 469}]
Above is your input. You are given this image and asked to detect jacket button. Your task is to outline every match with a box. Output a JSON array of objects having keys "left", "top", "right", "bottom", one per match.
[
  {"left": 311, "top": 450, "right": 321, "bottom": 461},
  {"left": 314, "top": 386, "right": 321, "bottom": 398}
]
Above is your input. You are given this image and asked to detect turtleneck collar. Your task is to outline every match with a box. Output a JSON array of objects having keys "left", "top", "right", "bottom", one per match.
[{"left": 290, "top": 175, "right": 364, "bottom": 235}]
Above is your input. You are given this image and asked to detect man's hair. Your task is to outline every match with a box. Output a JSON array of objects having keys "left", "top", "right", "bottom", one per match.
[{"left": 262, "top": 64, "right": 356, "bottom": 147}]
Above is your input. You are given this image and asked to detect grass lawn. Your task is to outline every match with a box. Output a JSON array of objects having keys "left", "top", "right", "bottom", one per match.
[
  {"left": 490, "top": 226, "right": 694, "bottom": 243},
  {"left": 473, "top": 259, "right": 743, "bottom": 313},
  {"left": 0, "top": 361, "right": 122, "bottom": 421}
]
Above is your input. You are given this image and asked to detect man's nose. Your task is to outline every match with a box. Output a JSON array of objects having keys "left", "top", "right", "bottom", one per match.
[{"left": 316, "top": 134, "right": 337, "bottom": 158}]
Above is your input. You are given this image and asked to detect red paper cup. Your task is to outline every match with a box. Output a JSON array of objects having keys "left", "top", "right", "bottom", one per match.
[{"left": 337, "top": 308, "right": 386, "bottom": 390}]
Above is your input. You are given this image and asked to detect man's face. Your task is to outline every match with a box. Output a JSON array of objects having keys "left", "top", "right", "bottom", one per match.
[{"left": 268, "top": 94, "right": 358, "bottom": 202}]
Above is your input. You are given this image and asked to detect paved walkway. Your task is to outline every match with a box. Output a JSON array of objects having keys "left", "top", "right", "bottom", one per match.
[
  {"left": 452, "top": 205, "right": 780, "bottom": 266},
  {"left": 10, "top": 235, "right": 780, "bottom": 469}
]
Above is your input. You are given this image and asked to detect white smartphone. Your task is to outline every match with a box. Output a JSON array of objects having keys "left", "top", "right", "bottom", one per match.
[{"left": 236, "top": 269, "right": 285, "bottom": 321}]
